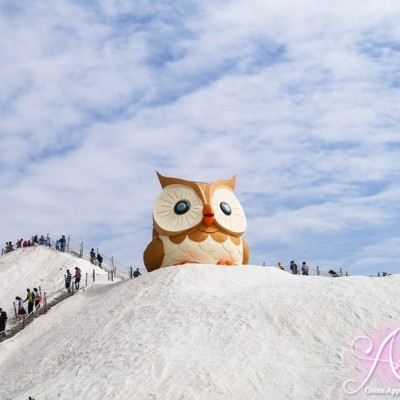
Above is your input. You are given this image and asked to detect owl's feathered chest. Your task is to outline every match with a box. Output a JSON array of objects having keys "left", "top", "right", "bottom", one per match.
[{"left": 159, "top": 234, "right": 244, "bottom": 267}]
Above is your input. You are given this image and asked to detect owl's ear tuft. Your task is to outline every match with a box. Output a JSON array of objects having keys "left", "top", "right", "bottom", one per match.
[
  {"left": 229, "top": 175, "right": 237, "bottom": 190},
  {"left": 156, "top": 171, "right": 169, "bottom": 188}
]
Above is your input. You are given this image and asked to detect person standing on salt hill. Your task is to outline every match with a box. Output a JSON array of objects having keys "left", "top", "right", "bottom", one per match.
[
  {"left": 90, "top": 248, "right": 96, "bottom": 264},
  {"left": 301, "top": 262, "right": 309, "bottom": 276},
  {"left": 33, "top": 288, "right": 41, "bottom": 310},
  {"left": 0, "top": 307, "right": 8, "bottom": 337},
  {"left": 133, "top": 268, "right": 142, "bottom": 278},
  {"left": 59, "top": 235, "right": 67, "bottom": 252},
  {"left": 15, "top": 297, "right": 26, "bottom": 321},
  {"left": 23, "top": 288, "right": 36, "bottom": 314},
  {"left": 65, "top": 269, "right": 72, "bottom": 293},
  {"left": 73, "top": 267, "right": 82, "bottom": 290},
  {"left": 290, "top": 260, "right": 298, "bottom": 275},
  {"left": 277, "top": 262, "right": 285, "bottom": 271},
  {"left": 96, "top": 253, "right": 103, "bottom": 268}
]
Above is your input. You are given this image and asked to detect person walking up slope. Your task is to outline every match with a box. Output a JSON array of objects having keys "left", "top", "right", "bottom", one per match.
[
  {"left": 90, "top": 248, "right": 96, "bottom": 264},
  {"left": 15, "top": 297, "right": 26, "bottom": 321},
  {"left": 33, "top": 288, "right": 42, "bottom": 311},
  {"left": 73, "top": 267, "right": 82, "bottom": 290},
  {"left": 23, "top": 288, "right": 36, "bottom": 314},
  {"left": 0, "top": 307, "right": 8, "bottom": 337},
  {"left": 65, "top": 269, "right": 72, "bottom": 293}
]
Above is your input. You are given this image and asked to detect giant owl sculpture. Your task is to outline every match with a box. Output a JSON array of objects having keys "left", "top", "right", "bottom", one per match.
[{"left": 143, "top": 172, "right": 249, "bottom": 272}]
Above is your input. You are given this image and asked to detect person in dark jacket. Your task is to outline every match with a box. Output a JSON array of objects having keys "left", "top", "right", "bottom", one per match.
[
  {"left": 290, "top": 260, "right": 298, "bottom": 275},
  {"left": 133, "top": 268, "right": 142, "bottom": 278},
  {"left": 65, "top": 269, "right": 72, "bottom": 293},
  {"left": 97, "top": 254, "right": 103, "bottom": 268},
  {"left": 90, "top": 248, "right": 96, "bottom": 264},
  {"left": 0, "top": 307, "right": 8, "bottom": 337},
  {"left": 59, "top": 235, "right": 66, "bottom": 252}
]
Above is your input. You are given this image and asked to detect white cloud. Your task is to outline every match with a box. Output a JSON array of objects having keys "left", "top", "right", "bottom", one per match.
[{"left": 0, "top": 0, "right": 399, "bottom": 275}]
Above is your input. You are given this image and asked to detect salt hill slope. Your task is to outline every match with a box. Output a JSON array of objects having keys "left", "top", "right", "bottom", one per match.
[
  {"left": 0, "top": 262, "right": 399, "bottom": 400},
  {"left": 0, "top": 246, "right": 110, "bottom": 326}
]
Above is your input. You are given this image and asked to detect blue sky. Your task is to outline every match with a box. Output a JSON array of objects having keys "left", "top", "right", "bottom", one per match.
[{"left": 0, "top": 0, "right": 399, "bottom": 275}]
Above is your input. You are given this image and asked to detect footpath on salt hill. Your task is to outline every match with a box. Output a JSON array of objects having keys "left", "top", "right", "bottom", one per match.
[
  {"left": 0, "top": 263, "right": 399, "bottom": 400},
  {"left": 0, "top": 245, "right": 125, "bottom": 339}
]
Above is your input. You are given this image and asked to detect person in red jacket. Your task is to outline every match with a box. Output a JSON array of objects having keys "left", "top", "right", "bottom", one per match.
[{"left": 73, "top": 267, "right": 82, "bottom": 290}]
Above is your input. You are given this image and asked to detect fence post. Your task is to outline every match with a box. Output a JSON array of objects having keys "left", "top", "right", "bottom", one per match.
[
  {"left": 378, "top": 272, "right": 381, "bottom": 277},
  {"left": 93, "top": 269, "right": 95, "bottom": 282},
  {"left": 13, "top": 301, "right": 17, "bottom": 319},
  {"left": 317, "top": 266, "right": 320, "bottom": 276},
  {"left": 130, "top": 266, "right": 133, "bottom": 279},
  {"left": 80, "top": 242, "right": 83, "bottom": 258},
  {"left": 111, "top": 256, "right": 115, "bottom": 275},
  {"left": 86, "top": 272, "right": 88, "bottom": 287},
  {"left": 111, "top": 270, "right": 114, "bottom": 282},
  {"left": 262, "top": 261, "right": 265, "bottom": 266},
  {"left": 345, "top": 271, "right": 349, "bottom": 276},
  {"left": 39, "top": 286, "right": 42, "bottom": 297},
  {"left": 44, "top": 292, "right": 48, "bottom": 312},
  {"left": 340, "top": 268, "right": 343, "bottom": 277}
]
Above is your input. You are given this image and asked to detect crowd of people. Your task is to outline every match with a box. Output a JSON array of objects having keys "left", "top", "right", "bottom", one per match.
[
  {"left": 3, "top": 234, "right": 68, "bottom": 255},
  {"left": 277, "top": 260, "right": 310, "bottom": 275},
  {"left": 14, "top": 288, "right": 42, "bottom": 322},
  {"left": 0, "top": 238, "right": 144, "bottom": 340},
  {"left": 0, "top": 288, "right": 43, "bottom": 337}
]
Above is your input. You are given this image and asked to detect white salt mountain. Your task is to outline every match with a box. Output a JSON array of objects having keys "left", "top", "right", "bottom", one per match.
[{"left": 0, "top": 247, "right": 398, "bottom": 399}]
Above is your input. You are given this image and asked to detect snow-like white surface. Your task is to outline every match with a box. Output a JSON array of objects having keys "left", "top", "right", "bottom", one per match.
[
  {"left": 0, "top": 246, "right": 112, "bottom": 325},
  {"left": 0, "top": 248, "right": 399, "bottom": 399}
]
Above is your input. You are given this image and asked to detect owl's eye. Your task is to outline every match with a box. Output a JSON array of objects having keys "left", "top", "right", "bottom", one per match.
[
  {"left": 153, "top": 185, "right": 203, "bottom": 234},
  {"left": 212, "top": 188, "right": 247, "bottom": 234},
  {"left": 174, "top": 200, "right": 190, "bottom": 215},
  {"left": 220, "top": 202, "right": 231, "bottom": 216}
]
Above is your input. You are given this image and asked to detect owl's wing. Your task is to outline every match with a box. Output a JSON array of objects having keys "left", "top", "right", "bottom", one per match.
[
  {"left": 143, "top": 238, "right": 164, "bottom": 272},
  {"left": 242, "top": 239, "right": 249, "bottom": 265}
]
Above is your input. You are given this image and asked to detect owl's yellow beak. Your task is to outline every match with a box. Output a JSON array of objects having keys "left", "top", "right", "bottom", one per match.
[{"left": 202, "top": 204, "right": 214, "bottom": 226}]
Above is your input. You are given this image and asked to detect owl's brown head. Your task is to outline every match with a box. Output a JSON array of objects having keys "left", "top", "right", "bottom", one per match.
[{"left": 152, "top": 172, "right": 247, "bottom": 237}]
